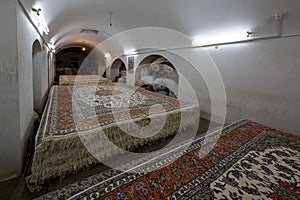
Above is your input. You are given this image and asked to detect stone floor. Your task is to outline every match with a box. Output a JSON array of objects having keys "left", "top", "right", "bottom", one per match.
[{"left": 0, "top": 118, "right": 221, "bottom": 200}]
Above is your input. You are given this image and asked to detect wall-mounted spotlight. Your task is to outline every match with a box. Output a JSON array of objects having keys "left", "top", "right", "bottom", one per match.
[
  {"left": 246, "top": 31, "right": 254, "bottom": 37},
  {"left": 82, "top": 47, "right": 86, "bottom": 51},
  {"left": 31, "top": 7, "right": 49, "bottom": 35},
  {"left": 32, "top": 8, "right": 41, "bottom": 16}
]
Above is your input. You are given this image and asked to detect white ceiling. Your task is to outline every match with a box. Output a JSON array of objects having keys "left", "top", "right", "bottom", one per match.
[{"left": 27, "top": 0, "right": 300, "bottom": 51}]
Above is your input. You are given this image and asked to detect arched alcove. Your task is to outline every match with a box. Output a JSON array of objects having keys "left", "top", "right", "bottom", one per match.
[
  {"left": 136, "top": 55, "right": 179, "bottom": 98},
  {"left": 32, "top": 40, "right": 43, "bottom": 114},
  {"left": 109, "top": 59, "right": 126, "bottom": 82}
]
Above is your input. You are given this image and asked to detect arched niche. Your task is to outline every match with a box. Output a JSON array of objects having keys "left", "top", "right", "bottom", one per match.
[
  {"left": 32, "top": 40, "right": 43, "bottom": 114},
  {"left": 136, "top": 55, "right": 179, "bottom": 98},
  {"left": 109, "top": 58, "right": 126, "bottom": 82}
]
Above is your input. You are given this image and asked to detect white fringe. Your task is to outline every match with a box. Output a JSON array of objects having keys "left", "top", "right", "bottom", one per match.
[{"left": 26, "top": 105, "right": 199, "bottom": 192}]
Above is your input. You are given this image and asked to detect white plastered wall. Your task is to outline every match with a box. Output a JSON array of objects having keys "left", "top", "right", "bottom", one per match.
[
  {"left": 205, "top": 37, "right": 300, "bottom": 135},
  {"left": 131, "top": 37, "right": 300, "bottom": 135},
  {"left": 0, "top": 0, "right": 22, "bottom": 182},
  {"left": 0, "top": 1, "right": 51, "bottom": 181}
]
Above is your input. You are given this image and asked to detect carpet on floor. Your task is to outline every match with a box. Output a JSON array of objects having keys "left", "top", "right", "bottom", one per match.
[{"left": 36, "top": 119, "right": 300, "bottom": 199}]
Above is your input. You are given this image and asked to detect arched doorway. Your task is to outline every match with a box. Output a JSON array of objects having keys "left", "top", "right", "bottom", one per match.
[
  {"left": 32, "top": 40, "right": 43, "bottom": 114},
  {"left": 136, "top": 55, "right": 179, "bottom": 98},
  {"left": 54, "top": 47, "right": 91, "bottom": 84},
  {"left": 109, "top": 59, "right": 126, "bottom": 82},
  {"left": 47, "top": 52, "right": 52, "bottom": 88}
]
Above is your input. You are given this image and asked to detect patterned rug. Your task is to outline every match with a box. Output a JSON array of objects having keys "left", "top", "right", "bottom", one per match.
[
  {"left": 27, "top": 83, "right": 199, "bottom": 189},
  {"left": 36, "top": 83, "right": 192, "bottom": 144},
  {"left": 59, "top": 75, "right": 112, "bottom": 85},
  {"left": 36, "top": 119, "right": 300, "bottom": 199}
]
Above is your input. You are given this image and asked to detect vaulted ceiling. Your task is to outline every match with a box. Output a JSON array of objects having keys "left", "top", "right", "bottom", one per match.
[{"left": 25, "top": 0, "right": 300, "bottom": 52}]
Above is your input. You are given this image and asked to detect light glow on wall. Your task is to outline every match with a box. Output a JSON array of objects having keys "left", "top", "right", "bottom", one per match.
[
  {"left": 124, "top": 49, "right": 137, "bottom": 56},
  {"left": 192, "top": 30, "right": 250, "bottom": 46},
  {"left": 31, "top": 7, "right": 49, "bottom": 35},
  {"left": 104, "top": 53, "right": 111, "bottom": 59},
  {"left": 48, "top": 42, "right": 55, "bottom": 53}
]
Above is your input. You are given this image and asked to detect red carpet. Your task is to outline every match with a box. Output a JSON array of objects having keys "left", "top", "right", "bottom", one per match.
[{"left": 37, "top": 119, "right": 300, "bottom": 199}]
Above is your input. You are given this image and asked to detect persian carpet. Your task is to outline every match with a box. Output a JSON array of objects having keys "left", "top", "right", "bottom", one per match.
[
  {"left": 59, "top": 75, "right": 112, "bottom": 85},
  {"left": 37, "top": 119, "right": 300, "bottom": 199},
  {"left": 26, "top": 83, "right": 199, "bottom": 190}
]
